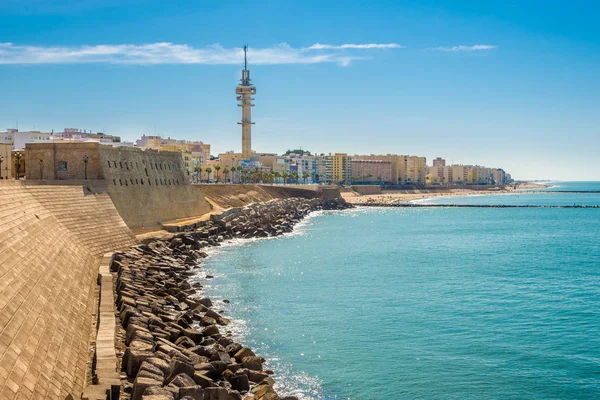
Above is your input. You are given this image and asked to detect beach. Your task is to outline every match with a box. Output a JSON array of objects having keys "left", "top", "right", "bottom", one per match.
[{"left": 341, "top": 182, "right": 550, "bottom": 205}]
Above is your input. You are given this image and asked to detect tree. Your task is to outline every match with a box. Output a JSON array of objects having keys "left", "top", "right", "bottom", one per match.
[
  {"left": 237, "top": 166, "right": 244, "bottom": 183},
  {"left": 223, "top": 167, "right": 230, "bottom": 183},
  {"left": 273, "top": 171, "right": 281, "bottom": 184},
  {"left": 214, "top": 165, "right": 221, "bottom": 182},
  {"left": 205, "top": 167, "right": 212, "bottom": 182},
  {"left": 195, "top": 166, "right": 202, "bottom": 183},
  {"left": 293, "top": 172, "right": 299, "bottom": 184},
  {"left": 282, "top": 172, "right": 289, "bottom": 185},
  {"left": 302, "top": 172, "right": 309, "bottom": 184}
]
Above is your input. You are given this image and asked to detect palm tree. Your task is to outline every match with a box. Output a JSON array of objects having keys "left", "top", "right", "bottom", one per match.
[
  {"left": 282, "top": 172, "right": 289, "bottom": 185},
  {"left": 214, "top": 165, "right": 221, "bottom": 182},
  {"left": 293, "top": 172, "right": 299, "bottom": 184},
  {"left": 205, "top": 167, "right": 212, "bottom": 182},
  {"left": 302, "top": 172, "right": 309, "bottom": 184},
  {"left": 223, "top": 167, "right": 230, "bottom": 183},
  {"left": 273, "top": 171, "right": 281, "bottom": 184},
  {"left": 196, "top": 166, "right": 202, "bottom": 183},
  {"left": 237, "top": 166, "right": 244, "bottom": 184}
]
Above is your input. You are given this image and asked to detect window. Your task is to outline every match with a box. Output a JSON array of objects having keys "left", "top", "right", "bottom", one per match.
[
  {"left": 120, "top": 161, "right": 123, "bottom": 169},
  {"left": 107, "top": 161, "right": 111, "bottom": 168},
  {"left": 145, "top": 168, "right": 149, "bottom": 177},
  {"left": 57, "top": 161, "right": 67, "bottom": 171},
  {"left": 113, "top": 179, "right": 116, "bottom": 185}
]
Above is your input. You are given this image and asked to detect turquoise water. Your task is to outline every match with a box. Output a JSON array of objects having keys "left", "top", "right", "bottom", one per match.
[
  {"left": 200, "top": 183, "right": 600, "bottom": 399},
  {"left": 421, "top": 181, "right": 600, "bottom": 207}
]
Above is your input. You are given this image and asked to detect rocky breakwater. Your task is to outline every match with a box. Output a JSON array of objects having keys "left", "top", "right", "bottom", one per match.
[{"left": 111, "top": 197, "right": 351, "bottom": 400}]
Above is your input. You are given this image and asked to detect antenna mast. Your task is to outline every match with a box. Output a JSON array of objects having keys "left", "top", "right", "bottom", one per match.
[{"left": 244, "top": 45, "right": 248, "bottom": 70}]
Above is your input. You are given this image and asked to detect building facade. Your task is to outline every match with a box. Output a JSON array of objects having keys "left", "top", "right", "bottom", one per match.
[{"left": 351, "top": 159, "right": 393, "bottom": 183}]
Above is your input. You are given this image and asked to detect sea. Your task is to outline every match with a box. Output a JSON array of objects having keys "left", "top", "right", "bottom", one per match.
[{"left": 198, "top": 182, "right": 600, "bottom": 399}]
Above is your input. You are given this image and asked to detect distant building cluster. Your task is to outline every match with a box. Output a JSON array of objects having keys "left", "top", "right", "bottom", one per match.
[
  {"left": 426, "top": 157, "right": 511, "bottom": 186},
  {"left": 0, "top": 127, "right": 511, "bottom": 185},
  {"left": 0, "top": 50, "right": 511, "bottom": 185}
]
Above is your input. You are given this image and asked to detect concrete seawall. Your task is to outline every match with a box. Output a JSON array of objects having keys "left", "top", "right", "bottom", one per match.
[{"left": 0, "top": 181, "right": 137, "bottom": 399}]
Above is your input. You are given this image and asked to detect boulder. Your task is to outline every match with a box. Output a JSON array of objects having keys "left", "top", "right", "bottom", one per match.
[
  {"left": 204, "top": 387, "right": 242, "bottom": 400},
  {"left": 192, "top": 372, "right": 215, "bottom": 388},
  {"left": 202, "top": 325, "right": 220, "bottom": 337},
  {"left": 178, "top": 386, "right": 205, "bottom": 400},
  {"left": 183, "top": 328, "right": 204, "bottom": 343},
  {"left": 165, "top": 359, "right": 196, "bottom": 384},
  {"left": 230, "top": 374, "right": 250, "bottom": 393},
  {"left": 242, "top": 357, "right": 263, "bottom": 371},
  {"left": 126, "top": 346, "right": 154, "bottom": 377},
  {"left": 142, "top": 386, "right": 176, "bottom": 400},
  {"left": 250, "top": 383, "right": 279, "bottom": 400},
  {"left": 233, "top": 347, "right": 255, "bottom": 361},
  {"left": 167, "top": 372, "right": 197, "bottom": 388},
  {"left": 132, "top": 376, "right": 163, "bottom": 400}
]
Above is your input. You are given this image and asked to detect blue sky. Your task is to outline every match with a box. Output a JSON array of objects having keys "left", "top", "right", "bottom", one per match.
[{"left": 0, "top": 0, "right": 599, "bottom": 180}]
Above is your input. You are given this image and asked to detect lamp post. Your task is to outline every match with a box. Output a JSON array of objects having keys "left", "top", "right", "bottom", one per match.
[
  {"left": 0, "top": 155, "right": 3, "bottom": 180},
  {"left": 39, "top": 158, "right": 44, "bottom": 180},
  {"left": 13, "top": 151, "right": 22, "bottom": 180},
  {"left": 83, "top": 155, "right": 89, "bottom": 180}
]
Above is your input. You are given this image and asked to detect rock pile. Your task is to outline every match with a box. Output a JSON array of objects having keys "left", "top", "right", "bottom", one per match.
[{"left": 111, "top": 197, "right": 351, "bottom": 400}]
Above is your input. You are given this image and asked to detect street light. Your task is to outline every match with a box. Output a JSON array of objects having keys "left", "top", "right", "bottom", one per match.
[
  {"left": 13, "top": 151, "right": 22, "bottom": 180},
  {"left": 83, "top": 155, "right": 89, "bottom": 180},
  {"left": 39, "top": 158, "right": 44, "bottom": 180}
]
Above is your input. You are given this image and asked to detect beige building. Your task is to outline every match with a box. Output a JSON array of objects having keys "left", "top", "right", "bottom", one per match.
[
  {"left": 354, "top": 154, "right": 400, "bottom": 182},
  {"left": 427, "top": 165, "right": 443, "bottom": 184},
  {"left": 398, "top": 155, "right": 426, "bottom": 185},
  {"left": 0, "top": 144, "right": 12, "bottom": 179},
  {"left": 444, "top": 165, "right": 469, "bottom": 184},
  {"left": 351, "top": 159, "right": 393, "bottom": 183},
  {"left": 468, "top": 166, "right": 492, "bottom": 185}
]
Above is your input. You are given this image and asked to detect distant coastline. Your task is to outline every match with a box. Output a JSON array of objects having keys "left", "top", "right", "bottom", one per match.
[{"left": 342, "top": 182, "right": 548, "bottom": 206}]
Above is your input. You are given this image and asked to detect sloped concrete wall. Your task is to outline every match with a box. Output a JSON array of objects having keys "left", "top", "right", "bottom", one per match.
[
  {"left": 98, "top": 146, "right": 212, "bottom": 230},
  {"left": 0, "top": 182, "right": 137, "bottom": 399}
]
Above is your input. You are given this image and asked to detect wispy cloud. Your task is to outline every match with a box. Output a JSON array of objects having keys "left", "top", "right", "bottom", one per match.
[
  {"left": 0, "top": 42, "right": 403, "bottom": 66},
  {"left": 308, "top": 43, "right": 404, "bottom": 50},
  {"left": 430, "top": 44, "right": 498, "bottom": 52}
]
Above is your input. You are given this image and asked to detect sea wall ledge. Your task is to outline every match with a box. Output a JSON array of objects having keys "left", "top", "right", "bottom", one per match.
[{"left": 110, "top": 197, "right": 350, "bottom": 400}]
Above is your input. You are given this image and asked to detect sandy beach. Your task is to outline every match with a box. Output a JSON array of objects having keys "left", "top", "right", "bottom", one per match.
[{"left": 341, "top": 182, "right": 549, "bottom": 205}]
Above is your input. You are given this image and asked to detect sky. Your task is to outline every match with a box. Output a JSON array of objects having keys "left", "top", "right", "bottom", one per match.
[{"left": 0, "top": 0, "right": 599, "bottom": 180}]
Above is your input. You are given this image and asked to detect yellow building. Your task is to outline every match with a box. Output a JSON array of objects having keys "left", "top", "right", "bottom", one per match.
[{"left": 327, "top": 153, "right": 352, "bottom": 184}]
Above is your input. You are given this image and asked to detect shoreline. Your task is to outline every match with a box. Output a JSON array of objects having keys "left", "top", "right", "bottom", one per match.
[
  {"left": 110, "top": 197, "right": 351, "bottom": 400},
  {"left": 341, "top": 182, "right": 551, "bottom": 206}
]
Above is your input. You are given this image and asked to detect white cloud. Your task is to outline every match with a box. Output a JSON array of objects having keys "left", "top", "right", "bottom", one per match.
[
  {"left": 431, "top": 44, "right": 497, "bottom": 52},
  {"left": 0, "top": 42, "right": 402, "bottom": 66},
  {"left": 308, "top": 43, "right": 404, "bottom": 50}
]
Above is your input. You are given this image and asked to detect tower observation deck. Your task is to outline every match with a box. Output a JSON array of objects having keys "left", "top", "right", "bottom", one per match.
[{"left": 236, "top": 45, "right": 256, "bottom": 160}]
